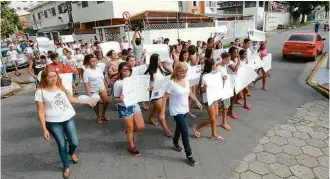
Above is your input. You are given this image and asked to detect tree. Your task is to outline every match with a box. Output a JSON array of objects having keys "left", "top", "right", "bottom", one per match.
[{"left": 0, "top": 1, "right": 20, "bottom": 39}]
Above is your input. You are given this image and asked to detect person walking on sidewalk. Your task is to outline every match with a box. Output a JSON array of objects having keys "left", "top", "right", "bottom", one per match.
[
  {"left": 35, "top": 68, "right": 97, "bottom": 179},
  {"left": 6, "top": 46, "right": 21, "bottom": 76},
  {"left": 315, "top": 21, "right": 320, "bottom": 33},
  {"left": 28, "top": 51, "right": 46, "bottom": 87},
  {"left": 160, "top": 62, "right": 202, "bottom": 166}
]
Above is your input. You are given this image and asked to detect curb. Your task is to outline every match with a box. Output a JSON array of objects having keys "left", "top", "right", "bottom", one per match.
[
  {"left": 306, "top": 52, "right": 329, "bottom": 98},
  {"left": 1, "top": 82, "right": 22, "bottom": 99}
]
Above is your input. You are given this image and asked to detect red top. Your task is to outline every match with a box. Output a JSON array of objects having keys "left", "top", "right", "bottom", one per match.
[{"left": 47, "top": 63, "right": 75, "bottom": 73}]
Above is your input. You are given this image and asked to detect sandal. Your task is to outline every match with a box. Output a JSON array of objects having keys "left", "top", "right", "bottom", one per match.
[
  {"left": 71, "top": 154, "right": 79, "bottom": 164},
  {"left": 96, "top": 117, "right": 103, "bottom": 124},
  {"left": 221, "top": 124, "right": 232, "bottom": 131},
  {"left": 101, "top": 116, "right": 110, "bottom": 121},
  {"left": 62, "top": 169, "right": 70, "bottom": 179},
  {"left": 193, "top": 125, "right": 200, "bottom": 138},
  {"left": 262, "top": 87, "right": 269, "bottom": 91},
  {"left": 228, "top": 113, "right": 239, "bottom": 120},
  {"left": 148, "top": 119, "right": 159, "bottom": 126},
  {"left": 164, "top": 131, "right": 173, "bottom": 137},
  {"left": 243, "top": 105, "right": 251, "bottom": 110},
  {"left": 235, "top": 100, "right": 243, "bottom": 105},
  {"left": 210, "top": 135, "right": 224, "bottom": 141}
]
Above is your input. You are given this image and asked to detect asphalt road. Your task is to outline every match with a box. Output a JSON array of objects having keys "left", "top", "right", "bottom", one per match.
[{"left": 1, "top": 23, "right": 329, "bottom": 179}]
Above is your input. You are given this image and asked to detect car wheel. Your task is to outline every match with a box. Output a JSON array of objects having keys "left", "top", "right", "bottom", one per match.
[{"left": 282, "top": 55, "right": 287, "bottom": 60}]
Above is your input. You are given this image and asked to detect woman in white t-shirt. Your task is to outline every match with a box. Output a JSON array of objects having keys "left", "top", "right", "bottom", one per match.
[
  {"left": 227, "top": 47, "right": 241, "bottom": 120},
  {"left": 237, "top": 49, "right": 251, "bottom": 110},
  {"left": 144, "top": 54, "right": 172, "bottom": 137},
  {"left": 74, "top": 48, "right": 85, "bottom": 82},
  {"left": 113, "top": 62, "right": 146, "bottom": 156},
  {"left": 216, "top": 52, "right": 232, "bottom": 131},
  {"left": 95, "top": 50, "right": 106, "bottom": 76},
  {"left": 162, "top": 45, "right": 174, "bottom": 74},
  {"left": 35, "top": 68, "right": 96, "bottom": 179},
  {"left": 160, "top": 62, "right": 202, "bottom": 166},
  {"left": 194, "top": 58, "right": 224, "bottom": 141},
  {"left": 83, "top": 54, "right": 109, "bottom": 124}
]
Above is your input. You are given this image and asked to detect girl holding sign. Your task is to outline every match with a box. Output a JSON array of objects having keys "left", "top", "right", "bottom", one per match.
[
  {"left": 113, "top": 62, "right": 146, "bottom": 156},
  {"left": 253, "top": 42, "right": 269, "bottom": 91},
  {"left": 227, "top": 47, "right": 241, "bottom": 119},
  {"left": 236, "top": 49, "right": 251, "bottom": 110},
  {"left": 35, "top": 68, "right": 97, "bottom": 179},
  {"left": 83, "top": 54, "right": 110, "bottom": 124},
  {"left": 144, "top": 54, "right": 172, "bottom": 137},
  {"left": 161, "top": 62, "right": 202, "bottom": 166},
  {"left": 194, "top": 58, "right": 224, "bottom": 141}
]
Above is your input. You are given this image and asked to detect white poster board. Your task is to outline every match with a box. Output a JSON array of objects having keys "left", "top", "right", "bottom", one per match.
[
  {"left": 100, "top": 41, "right": 121, "bottom": 57},
  {"left": 262, "top": 53, "right": 272, "bottom": 72},
  {"left": 59, "top": 73, "right": 73, "bottom": 95},
  {"left": 131, "top": 65, "right": 147, "bottom": 76},
  {"left": 123, "top": 75, "right": 150, "bottom": 106},
  {"left": 188, "top": 65, "right": 202, "bottom": 86},
  {"left": 122, "top": 42, "right": 133, "bottom": 50},
  {"left": 204, "top": 72, "right": 224, "bottom": 105},
  {"left": 78, "top": 94, "right": 101, "bottom": 102},
  {"left": 36, "top": 37, "right": 55, "bottom": 53},
  {"left": 222, "top": 74, "right": 235, "bottom": 100},
  {"left": 248, "top": 28, "right": 266, "bottom": 42},
  {"left": 234, "top": 66, "right": 258, "bottom": 93},
  {"left": 248, "top": 53, "right": 264, "bottom": 70},
  {"left": 214, "top": 49, "right": 225, "bottom": 62},
  {"left": 151, "top": 75, "right": 171, "bottom": 100},
  {"left": 143, "top": 44, "right": 169, "bottom": 65},
  {"left": 60, "top": 35, "right": 75, "bottom": 43}
]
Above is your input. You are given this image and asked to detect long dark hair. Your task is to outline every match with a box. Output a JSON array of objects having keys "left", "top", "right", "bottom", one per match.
[
  {"left": 106, "top": 50, "right": 115, "bottom": 57},
  {"left": 144, "top": 53, "right": 165, "bottom": 82},
  {"left": 202, "top": 58, "right": 215, "bottom": 75},
  {"left": 83, "top": 54, "right": 94, "bottom": 65},
  {"left": 179, "top": 49, "right": 188, "bottom": 62},
  {"left": 228, "top": 46, "right": 238, "bottom": 60},
  {"left": 118, "top": 62, "right": 132, "bottom": 80},
  {"left": 205, "top": 47, "right": 213, "bottom": 59}
]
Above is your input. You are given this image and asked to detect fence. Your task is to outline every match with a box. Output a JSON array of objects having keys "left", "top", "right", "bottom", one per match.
[{"left": 95, "top": 18, "right": 254, "bottom": 45}]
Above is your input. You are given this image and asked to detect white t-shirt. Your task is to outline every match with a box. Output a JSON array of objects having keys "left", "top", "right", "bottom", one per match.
[
  {"left": 201, "top": 73, "right": 213, "bottom": 104},
  {"left": 83, "top": 67, "right": 104, "bottom": 93},
  {"left": 216, "top": 64, "right": 228, "bottom": 77},
  {"left": 113, "top": 79, "right": 126, "bottom": 106},
  {"left": 165, "top": 79, "right": 190, "bottom": 116},
  {"left": 96, "top": 61, "right": 106, "bottom": 72},
  {"left": 35, "top": 89, "right": 76, "bottom": 123},
  {"left": 150, "top": 69, "right": 165, "bottom": 99},
  {"left": 74, "top": 54, "right": 84, "bottom": 68},
  {"left": 228, "top": 58, "right": 238, "bottom": 74},
  {"left": 7, "top": 50, "right": 18, "bottom": 61},
  {"left": 25, "top": 47, "right": 33, "bottom": 54},
  {"left": 66, "top": 57, "right": 77, "bottom": 68}
]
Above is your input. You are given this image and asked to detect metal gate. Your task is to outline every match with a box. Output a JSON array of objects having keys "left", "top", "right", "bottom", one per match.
[{"left": 94, "top": 25, "right": 125, "bottom": 42}]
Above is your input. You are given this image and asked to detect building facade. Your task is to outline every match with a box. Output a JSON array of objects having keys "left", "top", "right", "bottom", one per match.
[
  {"left": 19, "top": 14, "right": 33, "bottom": 29},
  {"left": 10, "top": 1, "right": 35, "bottom": 16},
  {"left": 179, "top": 1, "right": 218, "bottom": 15}
]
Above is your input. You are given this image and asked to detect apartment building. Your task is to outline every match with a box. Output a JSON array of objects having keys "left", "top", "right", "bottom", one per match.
[{"left": 179, "top": 1, "right": 218, "bottom": 15}]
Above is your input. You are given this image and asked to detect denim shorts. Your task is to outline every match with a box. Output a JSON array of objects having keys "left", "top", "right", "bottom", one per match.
[
  {"left": 220, "top": 98, "right": 230, "bottom": 109},
  {"left": 204, "top": 101, "right": 218, "bottom": 107},
  {"left": 117, "top": 104, "right": 140, "bottom": 119}
]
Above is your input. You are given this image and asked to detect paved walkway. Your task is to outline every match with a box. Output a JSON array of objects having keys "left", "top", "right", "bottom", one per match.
[
  {"left": 230, "top": 100, "right": 329, "bottom": 179},
  {"left": 312, "top": 54, "right": 329, "bottom": 90}
]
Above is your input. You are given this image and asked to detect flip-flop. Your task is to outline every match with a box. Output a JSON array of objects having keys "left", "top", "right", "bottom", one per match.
[
  {"left": 193, "top": 125, "right": 200, "bottom": 138},
  {"left": 188, "top": 113, "right": 196, "bottom": 119},
  {"left": 235, "top": 100, "right": 243, "bottom": 105},
  {"left": 243, "top": 105, "right": 251, "bottom": 110},
  {"left": 71, "top": 154, "right": 79, "bottom": 164},
  {"left": 221, "top": 124, "right": 232, "bottom": 131},
  {"left": 262, "top": 88, "right": 269, "bottom": 91},
  {"left": 164, "top": 132, "right": 173, "bottom": 137},
  {"left": 148, "top": 119, "right": 159, "bottom": 126},
  {"left": 228, "top": 113, "right": 239, "bottom": 120},
  {"left": 96, "top": 117, "right": 103, "bottom": 124},
  {"left": 101, "top": 116, "right": 110, "bottom": 121},
  {"left": 210, "top": 135, "right": 224, "bottom": 141}
]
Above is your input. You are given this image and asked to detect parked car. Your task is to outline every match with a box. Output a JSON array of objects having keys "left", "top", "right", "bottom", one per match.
[
  {"left": 282, "top": 32, "right": 326, "bottom": 61},
  {"left": 1, "top": 45, "right": 29, "bottom": 71}
]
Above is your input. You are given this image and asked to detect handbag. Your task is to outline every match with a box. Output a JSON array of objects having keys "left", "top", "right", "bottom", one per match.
[{"left": 1, "top": 77, "right": 12, "bottom": 87}]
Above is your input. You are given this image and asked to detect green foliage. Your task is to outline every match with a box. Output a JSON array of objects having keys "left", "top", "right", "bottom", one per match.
[{"left": 1, "top": 1, "right": 20, "bottom": 39}]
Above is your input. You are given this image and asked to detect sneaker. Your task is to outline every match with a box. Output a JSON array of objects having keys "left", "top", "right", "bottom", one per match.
[
  {"left": 187, "top": 156, "right": 196, "bottom": 166},
  {"left": 129, "top": 146, "right": 140, "bottom": 156},
  {"left": 173, "top": 143, "right": 183, "bottom": 152}
]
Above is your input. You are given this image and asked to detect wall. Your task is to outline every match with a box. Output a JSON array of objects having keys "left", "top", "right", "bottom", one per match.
[
  {"left": 29, "top": 1, "right": 70, "bottom": 29},
  {"left": 243, "top": 7, "right": 264, "bottom": 30},
  {"left": 126, "top": 20, "right": 253, "bottom": 45},
  {"left": 71, "top": 1, "right": 114, "bottom": 23},
  {"left": 265, "top": 12, "right": 290, "bottom": 31},
  {"left": 73, "top": 34, "right": 98, "bottom": 43},
  {"left": 112, "top": 1, "right": 179, "bottom": 18},
  {"left": 204, "top": 1, "right": 218, "bottom": 14},
  {"left": 10, "top": 1, "right": 35, "bottom": 16}
]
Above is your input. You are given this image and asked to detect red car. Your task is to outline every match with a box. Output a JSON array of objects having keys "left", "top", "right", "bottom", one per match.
[{"left": 282, "top": 32, "right": 326, "bottom": 61}]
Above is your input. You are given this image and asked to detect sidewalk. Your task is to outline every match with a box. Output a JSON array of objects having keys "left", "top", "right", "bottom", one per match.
[
  {"left": 230, "top": 100, "right": 329, "bottom": 179},
  {"left": 307, "top": 53, "right": 329, "bottom": 97}
]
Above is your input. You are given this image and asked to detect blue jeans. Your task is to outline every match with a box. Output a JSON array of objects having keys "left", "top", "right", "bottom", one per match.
[
  {"left": 173, "top": 114, "right": 192, "bottom": 157},
  {"left": 46, "top": 119, "right": 78, "bottom": 169}
]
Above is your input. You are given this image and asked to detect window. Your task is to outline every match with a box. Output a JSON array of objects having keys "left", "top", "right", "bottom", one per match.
[
  {"left": 245, "top": 1, "right": 256, "bottom": 8},
  {"left": 23, "top": 7, "right": 28, "bottom": 10},
  {"left": 192, "top": 1, "right": 197, "bottom": 6},
  {"left": 38, "top": 12, "right": 41, "bottom": 19},
  {"left": 82, "top": 1, "right": 88, "bottom": 8},
  {"left": 288, "top": 35, "right": 314, "bottom": 42},
  {"left": 44, "top": 10, "right": 48, "bottom": 18},
  {"left": 51, "top": 7, "right": 56, "bottom": 16},
  {"left": 17, "top": 7, "right": 21, "bottom": 10},
  {"left": 58, "top": 4, "right": 67, "bottom": 14},
  {"left": 97, "top": 1, "right": 105, "bottom": 4}
]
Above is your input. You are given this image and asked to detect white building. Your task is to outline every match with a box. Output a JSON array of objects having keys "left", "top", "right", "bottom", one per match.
[{"left": 10, "top": 1, "right": 36, "bottom": 16}]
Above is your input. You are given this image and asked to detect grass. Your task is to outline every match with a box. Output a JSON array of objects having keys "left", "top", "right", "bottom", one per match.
[{"left": 287, "top": 21, "right": 314, "bottom": 29}]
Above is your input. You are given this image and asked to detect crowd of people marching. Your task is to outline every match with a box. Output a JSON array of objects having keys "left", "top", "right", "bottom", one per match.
[{"left": 12, "top": 28, "right": 270, "bottom": 178}]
